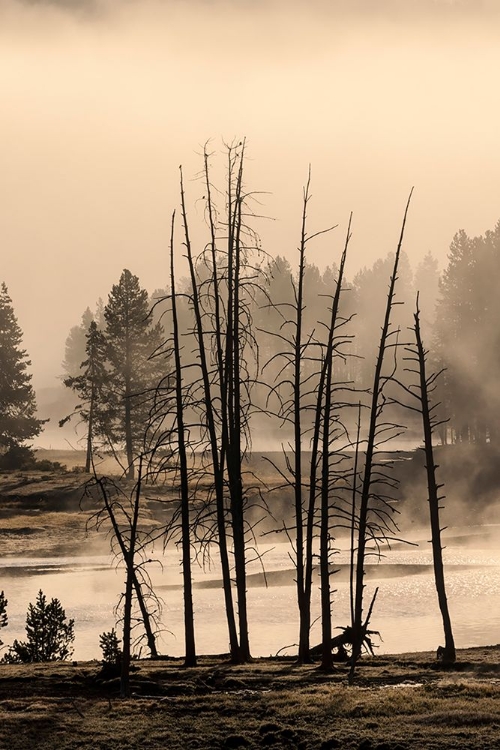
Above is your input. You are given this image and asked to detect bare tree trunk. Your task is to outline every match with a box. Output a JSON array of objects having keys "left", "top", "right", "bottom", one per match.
[
  {"left": 350, "top": 191, "right": 413, "bottom": 681},
  {"left": 294, "top": 174, "right": 308, "bottom": 664},
  {"left": 317, "top": 219, "right": 351, "bottom": 671},
  {"left": 226, "top": 147, "right": 250, "bottom": 661},
  {"left": 120, "top": 456, "right": 142, "bottom": 697},
  {"left": 349, "top": 404, "right": 362, "bottom": 630},
  {"left": 179, "top": 167, "right": 240, "bottom": 660},
  {"left": 85, "top": 382, "right": 95, "bottom": 474},
  {"left": 124, "top": 333, "right": 135, "bottom": 480},
  {"left": 170, "top": 211, "right": 196, "bottom": 667},
  {"left": 413, "top": 301, "right": 456, "bottom": 664},
  {"left": 95, "top": 470, "right": 158, "bottom": 660}
]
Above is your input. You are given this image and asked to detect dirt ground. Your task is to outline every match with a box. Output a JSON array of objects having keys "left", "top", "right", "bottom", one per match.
[
  {"left": 1, "top": 647, "right": 500, "bottom": 750},
  {"left": 0, "top": 454, "right": 172, "bottom": 557}
]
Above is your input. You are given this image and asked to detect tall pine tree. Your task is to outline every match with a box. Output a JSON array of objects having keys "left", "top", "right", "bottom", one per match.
[
  {"left": 0, "top": 283, "right": 43, "bottom": 459},
  {"left": 104, "top": 269, "right": 164, "bottom": 479}
]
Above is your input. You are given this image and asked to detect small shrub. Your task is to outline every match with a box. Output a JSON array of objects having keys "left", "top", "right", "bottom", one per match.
[
  {"left": 0, "top": 446, "right": 66, "bottom": 472},
  {"left": 0, "top": 445, "right": 35, "bottom": 470},
  {"left": 2, "top": 590, "right": 74, "bottom": 663},
  {"left": 32, "top": 459, "right": 66, "bottom": 472},
  {"left": 100, "top": 628, "right": 122, "bottom": 667}
]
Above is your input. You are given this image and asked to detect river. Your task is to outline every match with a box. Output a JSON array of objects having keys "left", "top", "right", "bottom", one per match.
[{"left": 1, "top": 528, "right": 499, "bottom": 661}]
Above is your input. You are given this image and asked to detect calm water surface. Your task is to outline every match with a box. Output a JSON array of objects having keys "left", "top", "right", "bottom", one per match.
[{"left": 1, "top": 532, "right": 499, "bottom": 661}]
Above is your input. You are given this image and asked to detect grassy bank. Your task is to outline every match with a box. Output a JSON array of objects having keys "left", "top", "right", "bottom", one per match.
[{"left": 1, "top": 647, "right": 500, "bottom": 749}]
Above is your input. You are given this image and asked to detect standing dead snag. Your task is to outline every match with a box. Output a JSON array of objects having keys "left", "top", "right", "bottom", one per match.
[
  {"left": 178, "top": 143, "right": 263, "bottom": 663},
  {"left": 317, "top": 216, "right": 351, "bottom": 671},
  {"left": 350, "top": 190, "right": 414, "bottom": 681},
  {"left": 398, "top": 297, "right": 456, "bottom": 664},
  {"left": 180, "top": 162, "right": 240, "bottom": 661},
  {"left": 169, "top": 211, "right": 197, "bottom": 667},
  {"left": 262, "top": 175, "right": 353, "bottom": 666},
  {"left": 86, "top": 462, "right": 160, "bottom": 697}
]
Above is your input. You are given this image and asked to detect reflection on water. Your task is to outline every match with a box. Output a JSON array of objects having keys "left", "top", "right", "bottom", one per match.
[{"left": 1, "top": 535, "right": 500, "bottom": 661}]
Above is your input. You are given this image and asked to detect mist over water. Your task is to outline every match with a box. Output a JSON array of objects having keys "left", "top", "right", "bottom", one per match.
[{"left": 3, "top": 529, "right": 500, "bottom": 661}]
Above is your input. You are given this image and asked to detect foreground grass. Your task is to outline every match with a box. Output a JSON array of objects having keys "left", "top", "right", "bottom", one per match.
[{"left": 1, "top": 648, "right": 500, "bottom": 749}]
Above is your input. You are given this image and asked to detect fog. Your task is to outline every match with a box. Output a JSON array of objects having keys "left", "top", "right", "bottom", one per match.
[{"left": 1, "top": 0, "right": 500, "bottom": 387}]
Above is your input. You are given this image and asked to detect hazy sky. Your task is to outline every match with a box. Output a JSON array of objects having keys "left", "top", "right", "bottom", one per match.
[{"left": 1, "top": 0, "right": 500, "bottom": 388}]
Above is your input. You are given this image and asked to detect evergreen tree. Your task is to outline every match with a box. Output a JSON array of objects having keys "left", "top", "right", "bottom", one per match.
[
  {"left": 104, "top": 269, "right": 164, "bottom": 479},
  {"left": 62, "top": 307, "right": 94, "bottom": 378},
  {"left": 61, "top": 321, "right": 110, "bottom": 472},
  {"left": 435, "top": 224, "right": 500, "bottom": 443},
  {"left": 0, "top": 283, "right": 43, "bottom": 455},
  {"left": 5, "top": 590, "right": 74, "bottom": 663}
]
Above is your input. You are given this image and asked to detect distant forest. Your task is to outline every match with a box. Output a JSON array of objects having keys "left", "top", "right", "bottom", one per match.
[{"left": 62, "top": 219, "right": 500, "bottom": 449}]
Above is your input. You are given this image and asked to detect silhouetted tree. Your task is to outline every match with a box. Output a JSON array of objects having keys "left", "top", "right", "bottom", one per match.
[
  {"left": 4, "top": 590, "right": 74, "bottom": 663},
  {"left": 414, "top": 251, "right": 439, "bottom": 341},
  {"left": 104, "top": 269, "right": 164, "bottom": 479},
  {"left": 350, "top": 191, "right": 413, "bottom": 681},
  {"left": 434, "top": 223, "right": 500, "bottom": 443},
  {"left": 62, "top": 307, "right": 94, "bottom": 378},
  {"left": 61, "top": 321, "right": 110, "bottom": 472},
  {"left": 86, "top": 458, "right": 160, "bottom": 694},
  {"left": 0, "top": 283, "right": 43, "bottom": 458},
  {"left": 400, "top": 298, "right": 456, "bottom": 664}
]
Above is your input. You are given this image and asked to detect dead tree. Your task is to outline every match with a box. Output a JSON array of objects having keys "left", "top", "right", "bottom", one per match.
[
  {"left": 86, "top": 457, "right": 160, "bottom": 697},
  {"left": 260, "top": 172, "right": 331, "bottom": 663},
  {"left": 179, "top": 164, "right": 240, "bottom": 660},
  {"left": 177, "top": 143, "right": 263, "bottom": 662},
  {"left": 317, "top": 217, "right": 352, "bottom": 671},
  {"left": 169, "top": 211, "right": 197, "bottom": 666},
  {"left": 397, "top": 297, "right": 456, "bottom": 664},
  {"left": 350, "top": 190, "right": 413, "bottom": 681},
  {"left": 262, "top": 177, "right": 354, "bottom": 665}
]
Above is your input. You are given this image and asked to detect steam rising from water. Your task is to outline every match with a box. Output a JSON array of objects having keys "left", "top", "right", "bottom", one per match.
[{"left": 3, "top": 529, "right": 500, "bottom": 660}]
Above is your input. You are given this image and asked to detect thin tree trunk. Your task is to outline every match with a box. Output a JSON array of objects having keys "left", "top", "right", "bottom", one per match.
[
  {"left": 350, "top": 403, "right": 362, "bottom": 631},
  {"left": 317, "top": 219, "right": 350, "bottom": 671},
  {"left": 179, "top": 167, "right": 240, "bottom": 660},
  {"left": 413, "top": 302, "right": 456, "bottom": 664},
  {"left": 120, "top": 455, "right": 142, "bottom": 697},
  {"left": 170, "top": 211, "right": 197, "bottom": 667},
  {"left": 85, "top": 381, "right": 95, "bottom": 474},
  {"left": 98, "top": 475, "right": 158, "bottom": 658},
  {"left": 294, "top": 174, "right": 308, "bottom": 664},
  {"left": 350, "top": 191, "right": 413, "bottom": 680},
  {"left": 227, "top": 148, "right": 251, "bottom": 661},
  {"left": 124, "top": 330, "right": 135, "bottom": 480}
]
